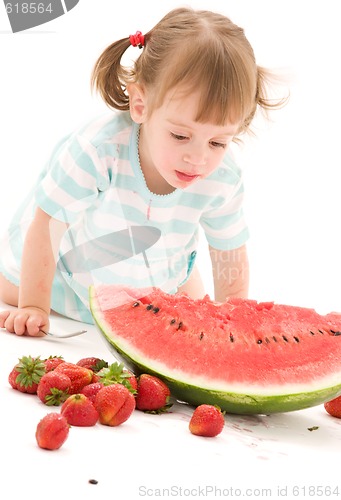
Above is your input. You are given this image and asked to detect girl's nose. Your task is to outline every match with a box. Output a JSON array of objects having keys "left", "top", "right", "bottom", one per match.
[{"left": 183, "top": 149, "right": 207, "bottom": 167}]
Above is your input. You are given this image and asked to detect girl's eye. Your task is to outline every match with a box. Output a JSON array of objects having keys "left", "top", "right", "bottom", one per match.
[
  {"left": 210, "top": 141, "right": 226, "bottom": 149},
  {"left": 171, "top": 133, "right": 188, "bottom": 141}
]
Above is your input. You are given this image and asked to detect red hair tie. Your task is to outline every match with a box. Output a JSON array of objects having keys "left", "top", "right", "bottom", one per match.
[{"left": 129, "top": 31, "right": 145, "bottom": 49}]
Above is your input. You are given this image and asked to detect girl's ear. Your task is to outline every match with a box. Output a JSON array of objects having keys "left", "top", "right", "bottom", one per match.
[{"left": 128, "top": 83, "right": 147, "bottom": 123}]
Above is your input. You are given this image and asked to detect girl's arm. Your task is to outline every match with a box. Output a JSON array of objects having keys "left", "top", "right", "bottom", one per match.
[
  {"left": 209, "top": 244, "right": 249, "bottom": 302},
  {"left": 2, "top": 207, "right": 66, "bottom": 336},
  {"left": 177, "top": 264, "right": 206, "bottom": 299}
]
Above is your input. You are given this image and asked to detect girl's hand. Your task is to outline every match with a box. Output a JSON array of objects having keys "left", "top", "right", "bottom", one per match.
[{"left": 0, "top": 307, "right": 49, "bottom": 337}]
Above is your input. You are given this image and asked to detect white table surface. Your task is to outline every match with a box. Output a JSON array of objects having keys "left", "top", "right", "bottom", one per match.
[{"left": 1, "top": 300, "right": 341, "bottom": 500}]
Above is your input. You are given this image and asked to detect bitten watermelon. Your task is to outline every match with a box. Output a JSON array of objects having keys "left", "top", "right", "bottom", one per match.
[{"left": 89, "top": 285, "right": 341, "bottom": 414}]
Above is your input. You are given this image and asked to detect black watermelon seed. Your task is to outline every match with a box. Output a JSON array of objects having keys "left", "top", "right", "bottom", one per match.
[
  {"left": 199, "top": 333, "right": 204, "bottom": 340},
  {"left": 170, "top": 319, "right": 176, "bottom": 325},
  {"left": 293, "top": 336, "right": 300, "bottom": 343},
  {"left": 257, "top": 339, "right": 262, "bottom": 344},
  {"left": 229, "top": 333, "right": 234, "bottom": 343},
  {"left": 272, "top": 336, "right": 277, "bottom": 342},
  {"left": 132, "top": 302, "right": 140, "bottom": 308},
  {"left": 146, "top": 304, "right": 153, "bottom": 310},
  {"left": 153, "top": 307, "right": 160, "bottom": 314},
  {"left": 318, "top": 329, "right": 325, "bottom": 335},
  {"left": 282, "top": 336, "right": 288, "bottom": 342},
  {"left": 309, "top": 331, "right": 315, "bottom": 335},
  {"left": 331, "top": 330, "right": 341, "bottom": 336},
  {"left": 89, "top": 479, "right": 98, "bottom": 485},
  {"left": 177, "top": 321, "right": 183, "bottom": 331},
  {"left": 265, "top": 337, "right": 270, "bottom": 343}
]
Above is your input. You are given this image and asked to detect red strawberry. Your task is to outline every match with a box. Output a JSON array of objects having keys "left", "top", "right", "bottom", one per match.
[
  {"left": 76, "top": 357, "right": 108, "bottom": 372},
  {"left": 125, "top": 370, "right": 138, "bottom": 392},
  {"left": 61, "top": 394, "right": 99, "bottom": 427},
  {"left": 94, "top": 384, "right": 136, "bottom": 426},
  {"left": 9, "top": 355, "right": 46, "bottom": 394},
  {"left": 135, "top": 374, "right": 172, "bottom": 412},
  {"left": 54, "top": 362, "right": 93, "bottom": 394},
  {"left": 189, "top": 404, "right": 225, "bottom": 437},
  {"left": 90, "top": 373, "right": 100, "bottom": 383},
  {"left": 324, "top": 395, "right": 341, "bottom": 418},
  {"left": 80, "top": 382, "right": 104, "bottom": 404},
  {"left": 35, "top": 413, "right": 69, "bottom": 450},
  {"left": 8, "top": 367, "right": 20, "bottom": 390},
  {"left": 44, "top": 356, "right": 65, "bottom": 373},
  {"left": 97, "top": 362, "right": 137, "bottom": 393},
  {"left": 37, "top": 371, "right": 71, "bottom": 406}
]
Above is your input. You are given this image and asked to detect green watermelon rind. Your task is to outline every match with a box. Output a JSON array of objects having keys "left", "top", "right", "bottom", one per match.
[{"left": 90, "top": 292, "right": 341, "bottom": 415}]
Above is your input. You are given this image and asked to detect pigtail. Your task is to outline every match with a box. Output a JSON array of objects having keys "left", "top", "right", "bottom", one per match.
[
  {"left": 241, "top": 66, "right": 289, "bottom": 134},
  {"left": 255, "top": 66, "right": 289, "bottom": 117},
  {"left": 91, "top": 37, "right": 133, "bottom": 111}
]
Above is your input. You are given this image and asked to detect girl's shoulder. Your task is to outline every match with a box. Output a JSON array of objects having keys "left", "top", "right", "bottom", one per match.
[
  {"left": 208, "top": 150, "right": 243, "bottom": 186},
  {"left": 71, "top": 111, "right": 133, "bottom": 149}
]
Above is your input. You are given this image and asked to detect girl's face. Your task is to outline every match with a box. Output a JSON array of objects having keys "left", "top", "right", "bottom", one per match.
[{"left": 138, "top": 89, "right": 240, "bottom": 195}]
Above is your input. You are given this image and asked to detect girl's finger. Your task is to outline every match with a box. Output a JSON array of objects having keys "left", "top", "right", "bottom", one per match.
[
  {"left": 0, "top": 310, "right": 11, "bottom": 329},
  {"left": 26, "top": 315, "right": 46, "bottom": 337},
  {"left": 13, "top": 312, "right": 30, "bottom": 336}
]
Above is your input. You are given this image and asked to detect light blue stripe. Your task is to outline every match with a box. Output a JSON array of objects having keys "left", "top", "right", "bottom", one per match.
[
  {"left": 206, "top": 227, "right": 250, "bottom": 250},
  {"left": 0, "top": 262, "right": 19, "bottom": 286},
  {"left": 51, "top": 272, "right": 94, "bottom": 324},
  {"left": 97, "top": 142, "right": 118, "bottom": 159},
  {"left": 203, "top": 210, "right": 244, "bottom": 230},
  {"left": 67, "top": 138, "right": 99, "bottom": 177},
  {"left": 50, "top": 164, "right": 95, "bottom": 200},
  {"left": 35, "top": 193, "right": 73, "bottom": 222}
]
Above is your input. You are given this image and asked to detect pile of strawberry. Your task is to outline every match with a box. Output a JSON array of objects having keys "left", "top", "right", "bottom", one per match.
[{"left": 9, "top": 354, "right": 225, "bottom": 450}]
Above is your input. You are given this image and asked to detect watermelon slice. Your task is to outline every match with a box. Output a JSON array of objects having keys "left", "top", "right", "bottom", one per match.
[{"left": 89, "top": 284, "right": 341, "bottom": 414}]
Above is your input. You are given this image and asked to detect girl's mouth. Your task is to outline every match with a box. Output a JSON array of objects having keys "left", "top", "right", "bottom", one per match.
[{"left": 175, "top": 170, "right": 199, "bottom": 182}]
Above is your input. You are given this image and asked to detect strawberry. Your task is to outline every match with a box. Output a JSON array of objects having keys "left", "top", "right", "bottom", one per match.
[
  {"left": 324, "top": 395, "right": 341, "bottom": 418},
  {"left": 80, "top": 382, "right": 104, "bottom": 404},
  {"left": 135, "top": 374, "right": 172, "bottom": 412},
  {"left": 35, "top": 413, "right": 69, "bottom": 450},
  {"left": 189, "top": 404, "right": 225, "bottom": 437},
  {"left": 90, "top": 373, "right": 100, "bottom": 383},
  {"left": 8, "top": 367, "right": 20, "bottom": 390},
  {"left": 76, "top": 357, "right": 108, "bottom": 373},
  {"left": 61, "top": 394, "right": 99, "bottom": 426},
  {"left": 37, "top": 371, "right": 71, "bottom": 406},
  {"left": 44, "top": 355, "right": 65, "bottom": 373},
  {"left": 9, "top": 355, "right": 46, "bottom": 394},
  {"left": 54, "top": 362, "right": 93, "bottom": 394},
  {"left": 97, "top": 362, "right": 137, "bottom": 393},
  {"left": 94, "top": 384, "right": 136, "bottom": 426}
]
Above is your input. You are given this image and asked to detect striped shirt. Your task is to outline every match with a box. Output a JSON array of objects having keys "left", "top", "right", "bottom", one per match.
[{"left": 0, "top": 112, "right": 249, "bottom": 323}]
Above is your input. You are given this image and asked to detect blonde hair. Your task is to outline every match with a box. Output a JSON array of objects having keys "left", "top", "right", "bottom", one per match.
[{"left": 91, "top": 7, "right": 286, "bottom": 134}]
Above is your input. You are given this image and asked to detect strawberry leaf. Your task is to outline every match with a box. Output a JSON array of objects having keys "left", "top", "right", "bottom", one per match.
[
  {"left": 92, "top": 359, "right": 109, "bottom": 372},
  {"left": 120, "top": 378, "right": 137, "bottom": 395},
  {"left": 98, "top": 362, "right": 131, "bottom": 384},
  {"left": 45, "top": 387, "right": 70, "bottom": 406},
  {"left": 16, "top": 355, "right": 46, "bottom": 387},
  {"left": 143, "top": 403, "right": 173, "bottom": 415}
]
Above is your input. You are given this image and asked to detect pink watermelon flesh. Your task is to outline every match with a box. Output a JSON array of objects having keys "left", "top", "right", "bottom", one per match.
[{"left": 89, "top": 284, "right": 341, "bottom": 414}]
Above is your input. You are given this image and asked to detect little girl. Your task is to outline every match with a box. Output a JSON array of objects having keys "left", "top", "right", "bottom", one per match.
[{"left": 0, "top": 7, "right": 284, "bottom": 336}]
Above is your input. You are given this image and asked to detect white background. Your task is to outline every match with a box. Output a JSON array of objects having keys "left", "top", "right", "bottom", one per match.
[
  {"left": 1, "top": 0, "right": 340, "bottom": 313},
  {"left": 1, "top": 5, "right": 341, "bottom": 498}
]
